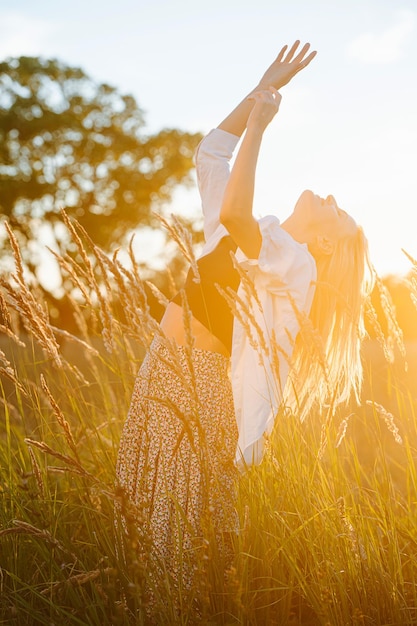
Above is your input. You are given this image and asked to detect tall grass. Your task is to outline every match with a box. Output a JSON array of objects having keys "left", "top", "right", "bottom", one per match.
[{"left": 1, "top": 213, "right": 417, "bottom": 625}]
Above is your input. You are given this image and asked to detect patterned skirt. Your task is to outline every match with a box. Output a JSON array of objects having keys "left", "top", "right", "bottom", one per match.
[{"left": 115, "top": 335, "right": 238, "bottom": 593}]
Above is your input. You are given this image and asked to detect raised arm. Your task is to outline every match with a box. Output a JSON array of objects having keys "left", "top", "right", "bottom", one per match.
[
  {"left": 197, "top": 41, "right": 316, "bottom": 251},
  {"left": 219, "top": 88, "right": 282, "bottom": 258},
  {"left": 218, "top": 41, "right": 316, "bottom": 137}
]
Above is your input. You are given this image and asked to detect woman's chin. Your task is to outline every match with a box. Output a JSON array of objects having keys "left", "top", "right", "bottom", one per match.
[{"left": 294, "top": 189, "right": 316, "bottom": 215}]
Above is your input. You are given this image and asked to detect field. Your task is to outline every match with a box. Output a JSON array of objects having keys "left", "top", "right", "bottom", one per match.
[{"left": 1, "top": 216, "right": 417, "bottom": 625}]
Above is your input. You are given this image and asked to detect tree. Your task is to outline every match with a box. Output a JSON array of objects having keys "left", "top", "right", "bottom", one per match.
[{"left": 0, "top": 56, "right": 202, "bottom": 274}]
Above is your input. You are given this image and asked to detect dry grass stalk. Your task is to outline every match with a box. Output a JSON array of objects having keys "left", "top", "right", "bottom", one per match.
[
  {"left": 96, "top": 246, "right": 158, "bottom": 347},
  {"left": 335, "top": 413, "right": 355, "bottom": 448},
  {"left": 47, "top": 246, "right": 94, "bottom": 306},
  {"left": 365, "top": 276, "right": 407, "bottom": 366},
  {"left": 0, "top": 224, "right": 93, "bottom": 376},
  {"left": 77, "top": 220, "right": 113, "bottom": 294},
  {"left": 60, "top": 210, "right": 97, "bottom": 283},
  {"left": 40, "top": 567, "right": 115, "bottom": 596},
  {"left": 86, "top": 284, "right": 114, "bottom": 354},
  {"left": 50, "top": 326, "right": 100, "bottom": 357},
  {"left": 0, "top": 276, "right": 63, "bottom": 369},
  {"left": 40, "top": 374, "right": 79, "bottom": 459},
  {"left": 216, "top": 283, "right": 269, "bottom": 363},
  {"left": 230, "top": 252, "right": 262, "bottom": 310},
  {"left": 402, "top": 248, "right": 417, "bottom": 311},
  {"left": 0, "top": 397, "right": 21, "bottom": 422},
  {"left": 152, "top": 393, "right": 201, "bottom": 457},
  {"left": 0, "top": 349, "right": 27, "bottom": 396},
  {"left": 70, "top": 296, "right": 91, "bottom": 340},
  {"left": 317, "top": 427, "right": 328, "bottom": 460},
  {"left": 155, "top": 212, "right": 200, "bottom": 282},
  {"left": 0, "top": 288, "right": 12, "bottom": 327},
  {"left": 178, "top": 290, "right": 199, "bottom": 410},
  {"left": 288, "top": 292, "right": 329, "bottom": 384},
  {"left": 0, "top": 323, "right": 26, "bottom": 347},
  {"left": 269, "top": 327, "right": 293, "bottom": 397},
  {"left": 366, "top": 400, "right": 403, "bottom": 444},
  {"left": 127, "top": 233, "right": 145, "bottom": 288},
  {"left": 317, "top": 405, "right": 335, "bottom": 459},
  {"left": 337, "top": 497, "right": 367, "bottom": 563},
  {"left": 284, "top": 291, "right": 333, "bottom": 427},
  {"left": 28, "top": 446, "right": 45, "bottom": 498},
  {"left": 60, "top": 211, "right": 114, "bottom": 352},
  {"left": 46, "top": 465, "right": 95, "bottom": 477},
  {"left": 145, "top": 280, "right": 170, "bottom": 309},
  {"left": 376, "top": 275, "right": 406, "bottom": 362},
  {"left": 150, "top": 333, "right": 199, "bottom": 399},
  {"left": 4, "top": 211, "right": 166, "bottom": 358},
  {"left": 0, "top": 520, "right": 77, "bottom": 561},
  {"left": 180, "top": 289, "right": 195, "bottom": 355},
  {"left": 164, "top": 265, "right": 181, "bottom": 299},
  {"left": 24, "top": 438, "right": 94, "bottom": 478},
  {"left": 74, "top": 226, "right": 139, "bottom": 358},
  {"left": 0, "top": 289, "right": 25, "bottom": 347},
  {"left": 4, "top": 222, "right": 25, "bottom": 285},
  {"left": 365, "top": 298, "right": 393, "bottom": 362}
]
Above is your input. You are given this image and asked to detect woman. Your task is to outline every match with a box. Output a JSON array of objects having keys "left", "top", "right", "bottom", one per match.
[{"left": 116, "top": 41, "right": 371, "bottom": 604}]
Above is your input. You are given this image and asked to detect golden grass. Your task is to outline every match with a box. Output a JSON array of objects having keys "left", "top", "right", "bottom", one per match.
[{"left": 0, "top": 212, "right": 416, "bottom": 624}]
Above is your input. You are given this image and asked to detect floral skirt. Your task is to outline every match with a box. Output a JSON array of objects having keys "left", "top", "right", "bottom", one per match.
[{"left": 115, "top": 335, "right": 238, "bottom": 593}]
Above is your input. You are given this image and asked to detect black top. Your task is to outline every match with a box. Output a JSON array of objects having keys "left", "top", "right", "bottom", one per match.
[{"left": 172, "top": 236, "right": 240, "bottom": 354}]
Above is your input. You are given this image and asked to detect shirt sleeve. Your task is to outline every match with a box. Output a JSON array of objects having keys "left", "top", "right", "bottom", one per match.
[
  {"left": 195, "top": 128, "right": 240, "bottom": 242},
  {"left": 236, "top": 215, "right": 317, "bottom": 298}
]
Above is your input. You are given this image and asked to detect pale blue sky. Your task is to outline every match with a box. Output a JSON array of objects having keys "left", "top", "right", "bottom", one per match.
[{"left": 1, "top": 0, "right": 417, "bottom": 277}]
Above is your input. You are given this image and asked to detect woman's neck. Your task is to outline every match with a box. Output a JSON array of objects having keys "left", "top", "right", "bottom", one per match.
[
  {"left": 281, "top": 215, "right": 322, "bottom": 260},
  {"left": 281, "top": 214, "right": 309, "bottom": 245}
]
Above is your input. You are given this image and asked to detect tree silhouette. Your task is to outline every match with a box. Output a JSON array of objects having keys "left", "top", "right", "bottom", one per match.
[{"left": 0, "top": 56, "right": 201, "bottom": 275}]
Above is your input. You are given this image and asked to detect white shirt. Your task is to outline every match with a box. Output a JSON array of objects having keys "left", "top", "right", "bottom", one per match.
[{"left": 196, "top": 128, "right": 317, "bottom": 467}]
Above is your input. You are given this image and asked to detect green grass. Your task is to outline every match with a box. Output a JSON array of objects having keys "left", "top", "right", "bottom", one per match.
[{"left": 1, "top": 215, "right": 417, "bottom": 625}]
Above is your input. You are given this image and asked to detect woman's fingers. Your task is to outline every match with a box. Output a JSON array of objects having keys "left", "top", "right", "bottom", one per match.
[
  {"left": 284, "top": 42, "right": 317, "bottom": 69},
  {"left": 259, "top": 41, "right": 317, "bottom": 91},
  {"left": 278, "top": 41, "right": 317, "bottom": 67},
  {"left": 275, "top": 44, "right": 288, "bottom": 63},
  {"left": 248, "top": 87, "right": 281, "bottom": 102},
  {"left": 283, "top": 40, "right": 301, "bottom": 62},
  {"left": 292, "top": 42, "right": 312, "bottom": 63},
  {"left": 301, "top": 50, "right": 318, "bottom": 67},
  {"left": 292, "top": 50, "right": 317, "bottom": 76},
  {"left": 268, "top": 86, "right": 282, "bottom": 102}
]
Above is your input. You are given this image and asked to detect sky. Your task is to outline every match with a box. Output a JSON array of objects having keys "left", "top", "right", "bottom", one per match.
[{"left": 1, "top": 0, "right": 417, "bottom": 278}]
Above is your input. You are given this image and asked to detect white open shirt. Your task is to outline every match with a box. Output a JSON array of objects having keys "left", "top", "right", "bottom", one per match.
[{"left": 195, "top": 128, "right": 317, "bottom": 467}]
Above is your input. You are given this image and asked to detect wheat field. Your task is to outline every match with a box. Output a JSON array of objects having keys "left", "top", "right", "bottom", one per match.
[{"left": 1, "top": 214, "right": 417, "bottom": 625}]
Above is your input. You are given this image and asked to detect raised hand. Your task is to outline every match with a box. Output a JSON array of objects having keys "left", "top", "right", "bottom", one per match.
[
  {"left": 218, "top": 40, "right": 316, "bottom": 137},
  {"left": 258, "top": 41, "right": 317, "bottom": 90},
  {"left": 247, "top": 87, "right": 282, "bottom": 131}
]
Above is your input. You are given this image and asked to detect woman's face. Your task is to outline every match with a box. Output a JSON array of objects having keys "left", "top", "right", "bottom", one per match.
[{"left": 294, "top": 189, "right": 357, "bottom": 241}]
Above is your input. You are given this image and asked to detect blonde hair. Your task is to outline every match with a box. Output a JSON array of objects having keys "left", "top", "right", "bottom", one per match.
[{"left": 287, "top": 226, "right": 374, "bottom": 420}]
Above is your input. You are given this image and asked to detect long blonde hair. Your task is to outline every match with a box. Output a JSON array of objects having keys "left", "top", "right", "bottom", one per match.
[{"left": 287, "top": 226, "right": 374, "bottom": 420}]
